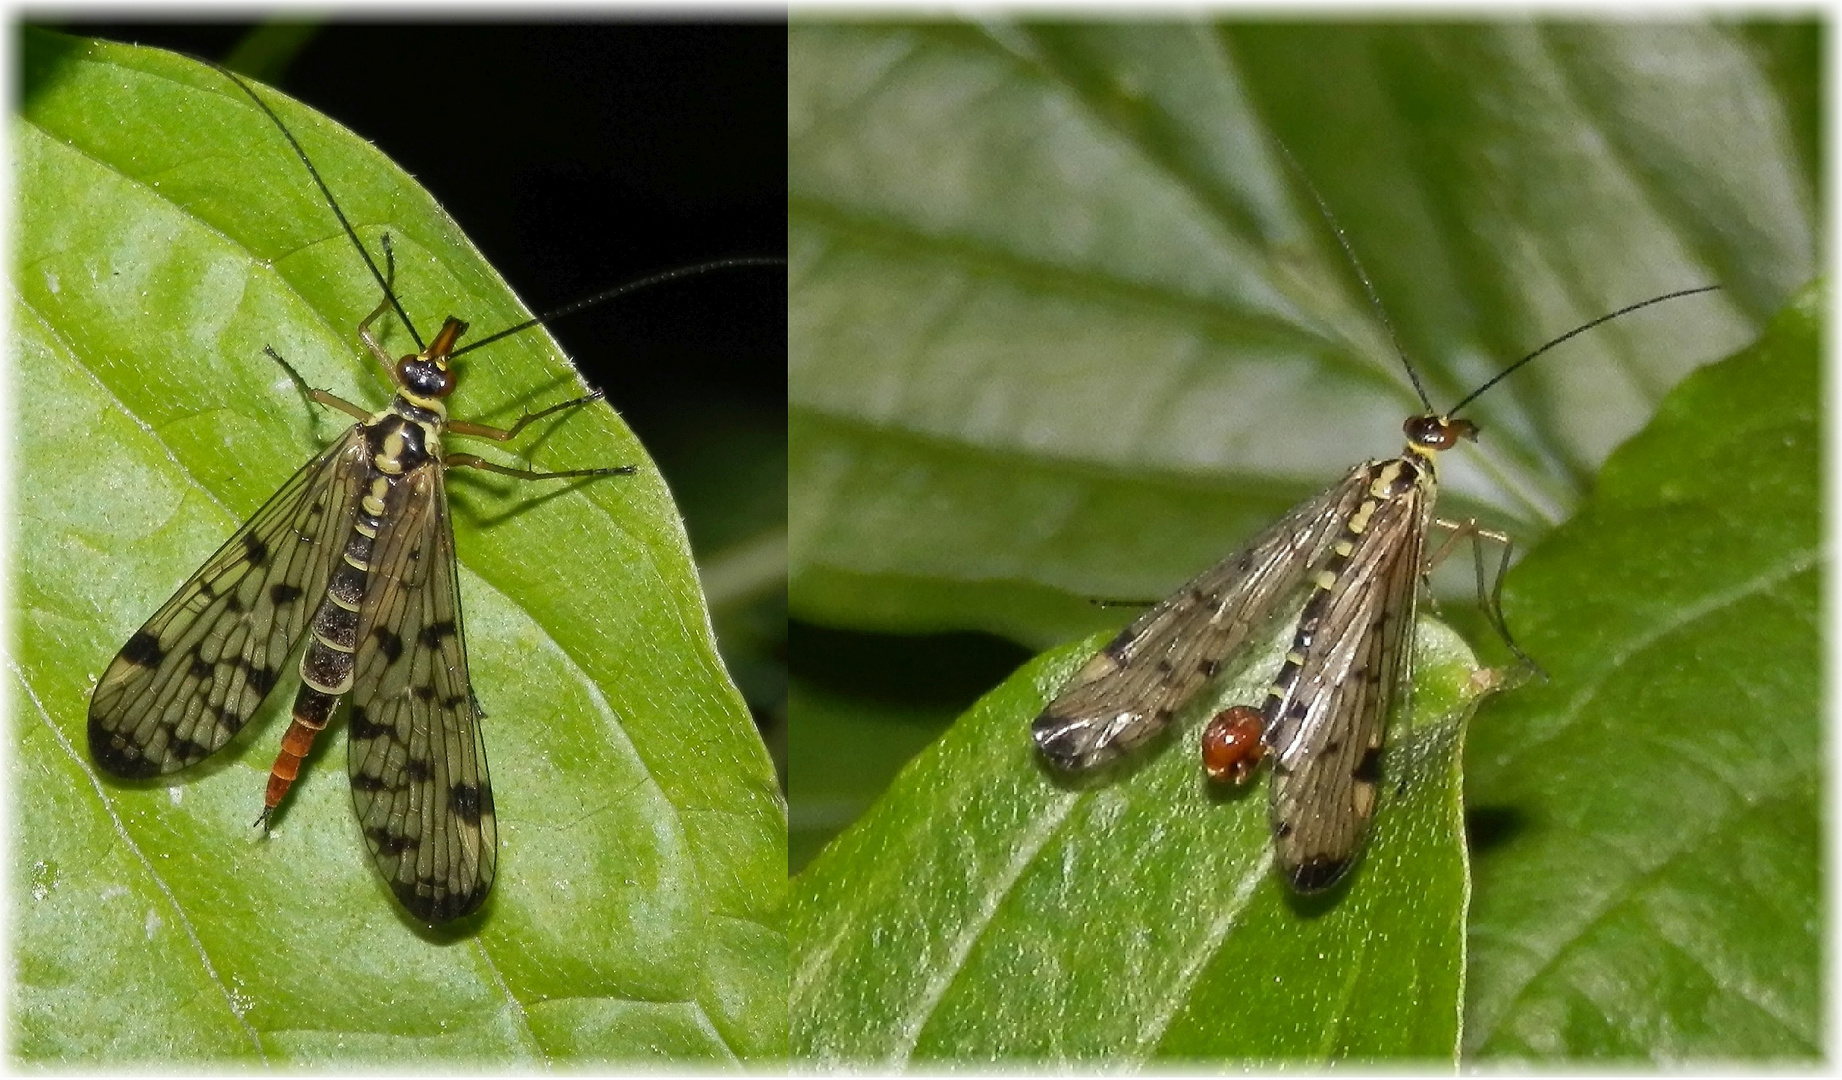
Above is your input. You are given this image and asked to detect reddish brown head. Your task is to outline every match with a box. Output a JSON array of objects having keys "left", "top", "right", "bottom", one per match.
[{"left": 1402, "top": 413, "right": 1479, "bottom": 454}]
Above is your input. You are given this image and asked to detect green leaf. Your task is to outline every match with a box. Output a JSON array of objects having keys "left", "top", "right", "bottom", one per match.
[
  {"left": 787, "top": 19, "right": 1819, "bottom": 1066},
  {"left": 789, "top": 22, "right": 1812, "bottom": 646},
  {"left": 14, "top": 31, "right": 784, "bottom": 1065},
  {"left": 793, "top": 616, "right": 1489, "bottom": 1064},
  {"left": 1462, "top": 284, "right": 1822, "bottom": 1062}
]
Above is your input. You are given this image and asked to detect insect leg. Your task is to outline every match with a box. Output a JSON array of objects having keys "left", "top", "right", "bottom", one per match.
[
  {"left": 261, "top": 234, "right": 391, "bottom": 420},
  {"left": 1429, "top": 518, "right": 1543, "bottom": 675},
  {"left": 445, "top": 454, "right": 636, "bottom": 482},
  {"left": 447, "top": 391, "right": 612, "bottom": 442},
  {"left": 356, "top": 234, "right": 404, "bottom": 372},
  {"left": 264, "top": 346, "right": 371, "bottom": 421},
  {"left": 446, "top": 371, "right": 634, "bottom": 482}
]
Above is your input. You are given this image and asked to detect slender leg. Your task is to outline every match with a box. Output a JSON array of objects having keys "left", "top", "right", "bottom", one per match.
[
  {"left": 1428, "top": 518, "right": 1544, "bottom": 675},
  {"left": 447, "top": 391, "right": 610, "bottom": 442},
  {"left": 445, "top": 453, "right": 635, "bottom": 482},
  {"left": 357, "top": 233, "right": 401, "bottom": 372},
  {"left": 265, "top": 345, "right": 370, "bottom": 421}
]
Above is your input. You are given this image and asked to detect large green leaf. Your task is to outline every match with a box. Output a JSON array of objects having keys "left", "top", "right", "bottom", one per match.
[
  {"left": 1462, "top": 284, "right": 1821, "bottom": 1062},
  {"left": 14, "top": 31, "right": 784, "bottom": 1064},
  {"left": 794, "top": 616, "right": 1490, "bottom": 1064},
  {"left": 788, "top": 20, "right": 1819, "bottom": 1065},
  {"left": 790, "top": 22, "right": 1809, "bottom": 644}
]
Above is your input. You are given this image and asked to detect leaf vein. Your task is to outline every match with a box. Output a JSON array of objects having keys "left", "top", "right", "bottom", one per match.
[{"left": 12, "top": 658, "right": 270, "bottom": 1062}]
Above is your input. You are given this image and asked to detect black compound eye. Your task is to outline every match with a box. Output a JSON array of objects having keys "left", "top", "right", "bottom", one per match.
[
  {"left": 1402, "top": 414, "right": 1470, "bottom": 450},
  {"left": 398, "top": 357, "right": 456, "bottom": 398}
]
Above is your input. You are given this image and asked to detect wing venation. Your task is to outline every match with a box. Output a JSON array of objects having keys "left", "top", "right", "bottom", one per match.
[
  {"left": 1031, "top": 464, "right": 1373, "bottom": 771},
  {"left": 89, "top": 427, "right": 368, "bottom": 777}
]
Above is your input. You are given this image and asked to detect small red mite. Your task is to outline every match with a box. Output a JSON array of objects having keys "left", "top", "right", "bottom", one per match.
[{"left": 1200, "top": 705, "right": 1267, "bottom": 784}]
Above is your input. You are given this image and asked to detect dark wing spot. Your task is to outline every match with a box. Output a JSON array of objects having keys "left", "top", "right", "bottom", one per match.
[
  {"left": 413, "top": 684, "right": 436, "bottom": 701},
  {"left": 242, "top": 660, "right": 277, "bottom": 696},
  {"left": 366, "top": 827, "right": 416, "bottom": 858},
  {"left": 399, "top": 881, "right": 487, "bottom": 924},
  {"left": 350, "top": 772, "right": 389, "bottom": 792},
  {"left": 418, "top": 620, "right": 457, "bottom": 649},
  {"left": 89, "top": 721, "right": 160, "bottom": 778},
  {"left": 348, "top": 706, "right": 391, "bottom": 742},
  {"left": 167, "top": 736, "right": 213, "bottom": 766},
  {"left": 1353, "top": 746, "right": 1384, "bottom": 785},
  {"left": 243, "top": 533, "right": 269, "bottom": 566},
  {"left": 270, "top": 583, "right": 304, "bottom": 606},
  {"left": 1199, "top": 658, "right": 1220, "bottom": 677},
  {"left": 189, "top": 657, "right": 216, "bottom": 682},
  {"left": 1287, "top": 855, "right": 1354, "bottom": 893},
  {"left": 1155, "top": 658, "right": 1174, "bottom": 674},
  {"left": 222, "top": 591, "right": 245, "bottom": 614},
  {"left": 372, "top": 628, "right": 403, "bottom": 664},
  {"left": 405, "top": 758, "right": 433, "bottom": 783},
  {"left": 449, "top": 782, "right": 485, "bottom": 825},
  {"left": 120, "top": 631, "right": 165, "bottom": 669}
]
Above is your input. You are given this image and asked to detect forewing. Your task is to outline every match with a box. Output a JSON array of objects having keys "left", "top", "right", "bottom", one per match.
[
  {"left": 1267, "top": 476, "right": 1432, "bottom": 892},
  {"left": 347, "top": 462, "right": 495, "bottom": 923},
  {"left": 89, "top": 426, "right": 369, "bottom": 777},
  {"left": 1032, "top": 465, "right": 1372, "bottom": 771}
]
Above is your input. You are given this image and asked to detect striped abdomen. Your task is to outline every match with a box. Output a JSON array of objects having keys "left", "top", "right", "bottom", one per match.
[{"left": 263, "top": 412, "right": 431, "bottom": 817}]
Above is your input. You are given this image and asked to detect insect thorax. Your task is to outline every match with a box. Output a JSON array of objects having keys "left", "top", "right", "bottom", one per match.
[{"left": 369, "top": 401, "right": 444, "bottom": 473}]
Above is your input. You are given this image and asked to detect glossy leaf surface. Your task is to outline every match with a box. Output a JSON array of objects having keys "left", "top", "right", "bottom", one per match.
[{"left": 15, "top": 31, "right": 785, "bottom": 1065}]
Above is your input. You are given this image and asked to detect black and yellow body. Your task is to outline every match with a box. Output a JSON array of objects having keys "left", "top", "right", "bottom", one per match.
[
  {"left": 88, "top": 304, "right": 623, "bottom": 923},
  {"left": 1031, "top": 414, "right": 1474, "bottom": 893}
]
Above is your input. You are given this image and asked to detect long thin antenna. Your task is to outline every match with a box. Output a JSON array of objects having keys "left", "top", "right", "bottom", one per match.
[
  {"left": 1270, "top": 136, "right": 1433, "bottom": 413},
  {"left": 450, "top": 256, "right": 786, "bottom": 358},
  {"left": 1449, "top": 285, "right": 1722, "bottom": 416},
  {"left": 209, "top": 61, "right": 424, "bottom": 350}
]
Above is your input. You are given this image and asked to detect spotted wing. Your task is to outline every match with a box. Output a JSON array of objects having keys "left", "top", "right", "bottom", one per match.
[
  {"left": 1032, "top": 464, "right": 1372, "bottom": 771},
  {"left": 1265, "top": 469, "right": 1433, "bottom": 892},
  {"left": 89, "top": 427, "right": 369, "bottom": 777},
  {"left": 346, "top": 459, "right": 494, "bottom": 923}
]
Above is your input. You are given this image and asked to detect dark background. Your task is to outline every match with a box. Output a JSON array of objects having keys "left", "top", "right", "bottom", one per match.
[
  {"left": 49, "top": 21, "right": 784, "bottom": 437},
  {"left": 41, "top": 20, "right": 789, "bottom": 776}
]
